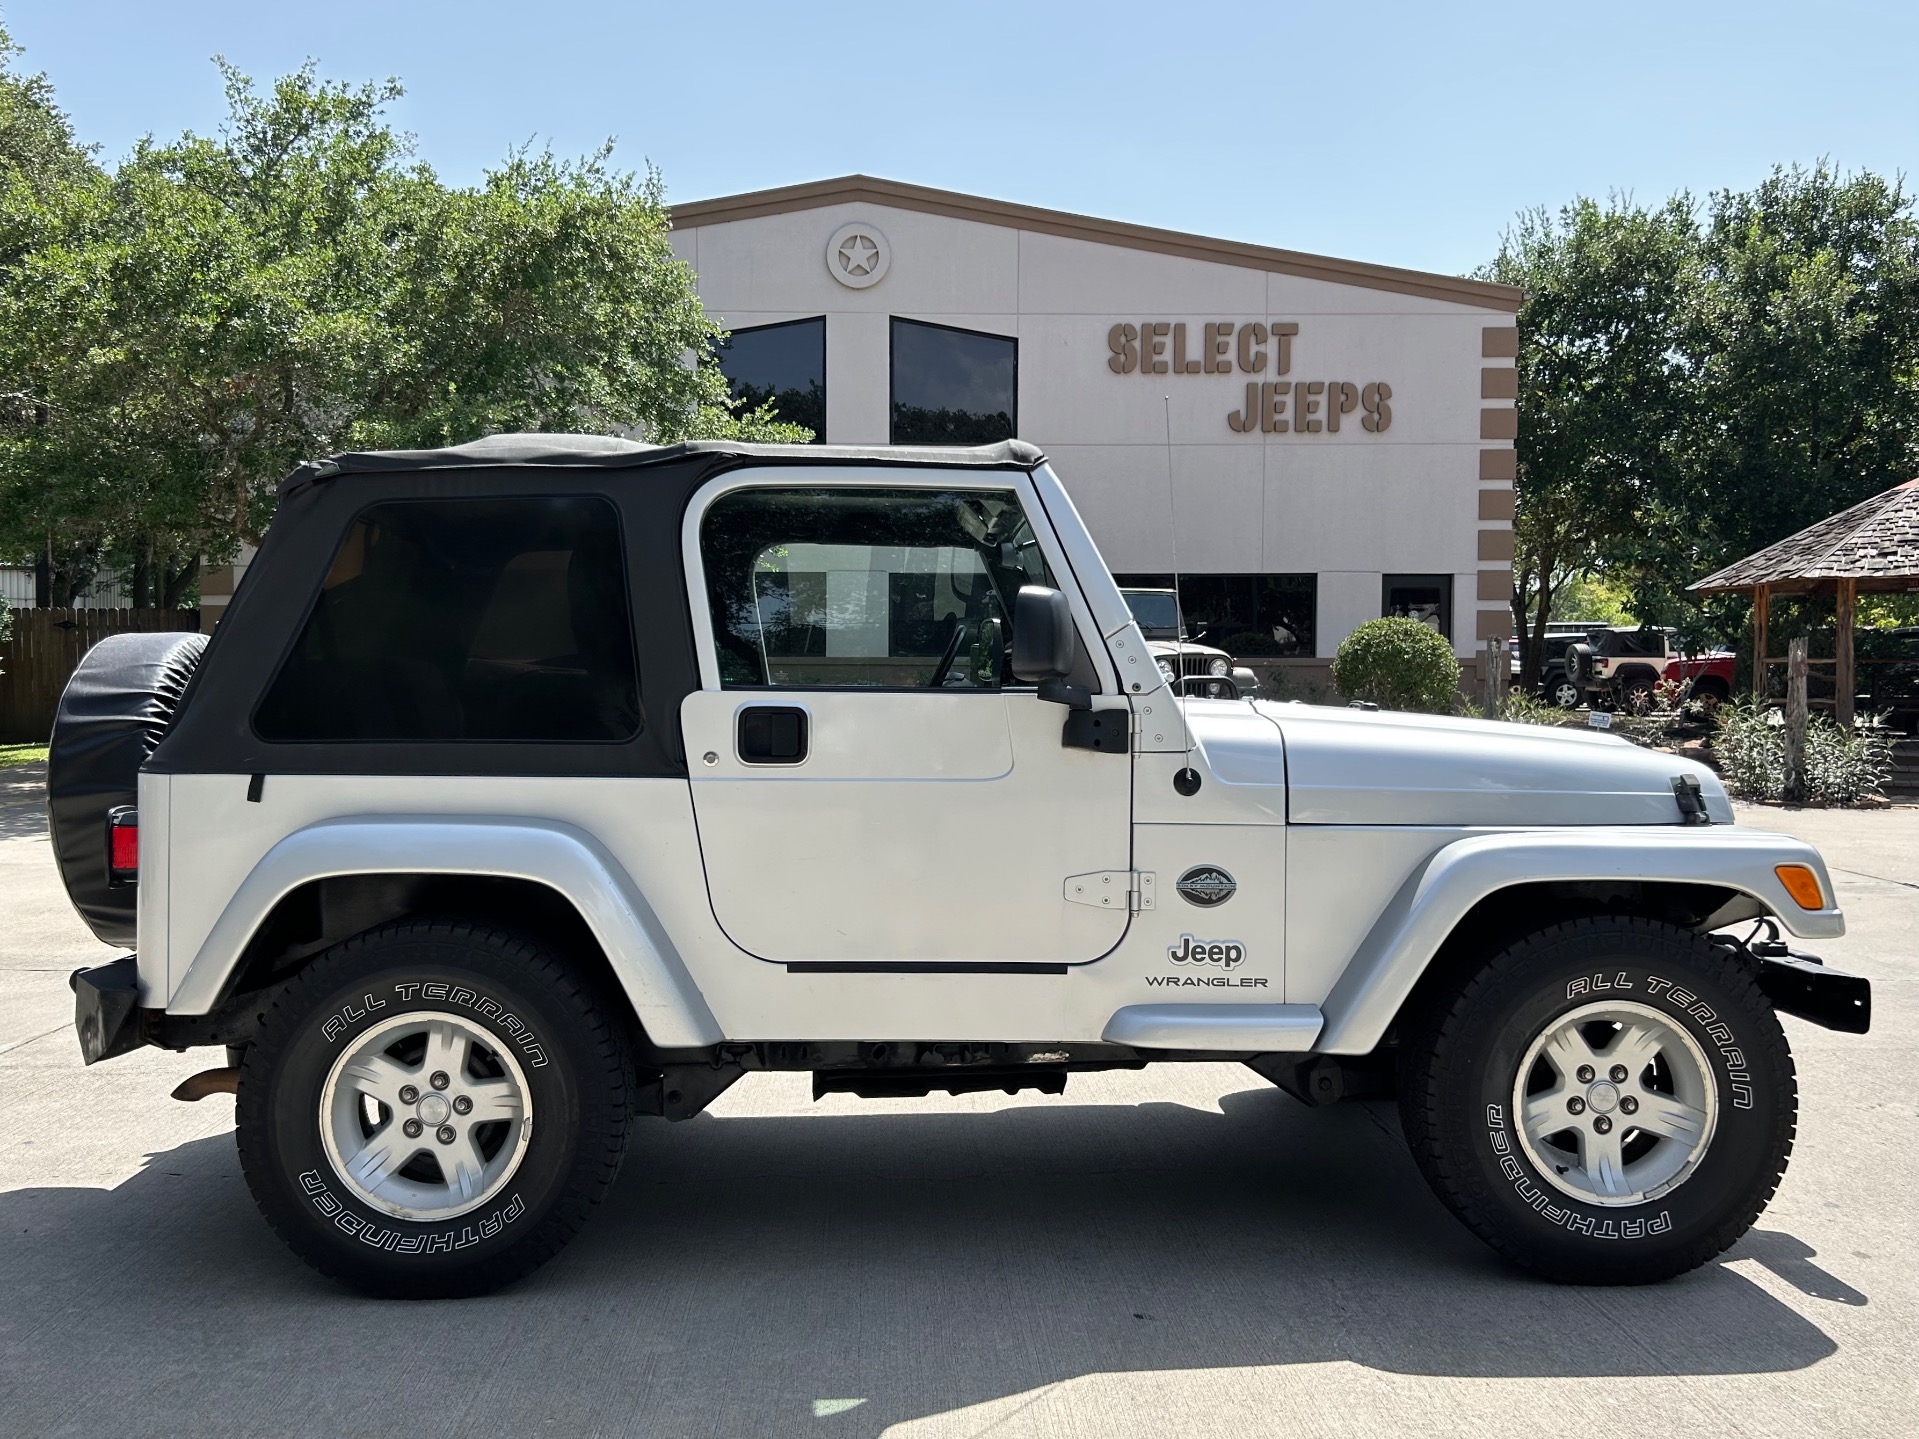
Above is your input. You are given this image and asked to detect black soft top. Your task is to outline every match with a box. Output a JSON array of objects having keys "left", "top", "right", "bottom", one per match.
[
  {"left": 154, "top": 435, "right": 1047, "bottom": 782},
  {"left": 281, "top": 434, "right": 1046, "bottom": 496}
]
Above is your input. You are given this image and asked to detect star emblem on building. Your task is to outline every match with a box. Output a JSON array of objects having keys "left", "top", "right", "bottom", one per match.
[{"left": 837, "top": 234, "right": 880, "bottom": 276}]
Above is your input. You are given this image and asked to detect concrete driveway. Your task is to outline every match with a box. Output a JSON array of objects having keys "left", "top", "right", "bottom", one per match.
[{"left": 1, "top": 764, "right": 1912, "bottom": 1438}]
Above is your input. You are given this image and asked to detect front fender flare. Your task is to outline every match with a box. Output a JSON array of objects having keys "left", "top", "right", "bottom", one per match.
[
  {"left": 1314, "top": 826, "right": 1843, "bottom": 1055},
  {"left": 167, "top": 816, "right": 723, "bottom": 1048}
]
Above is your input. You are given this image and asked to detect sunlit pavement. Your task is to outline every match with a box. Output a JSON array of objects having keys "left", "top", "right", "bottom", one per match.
[{"left": 1, "top": 763, "right": 1912, "bottom": 1438}]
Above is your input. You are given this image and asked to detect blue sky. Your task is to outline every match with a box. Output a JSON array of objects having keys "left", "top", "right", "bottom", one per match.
[{"left": 8, "top": 1, "right": 1914, "bottom": 278}]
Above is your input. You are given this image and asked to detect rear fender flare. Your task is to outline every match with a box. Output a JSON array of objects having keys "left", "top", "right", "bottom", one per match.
[
  {"left": 167, "top": 816, "right": 722, "bottom": 1047},
  {"left": 1314, "top": 827, "right": 1842, "bottom": 1055}
]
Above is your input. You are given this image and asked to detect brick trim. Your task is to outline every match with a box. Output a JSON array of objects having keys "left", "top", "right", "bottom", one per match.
[
  {"left": 1480, "top": 367, "right": 1518, "bottom": 400},
  {"left": 1478, "top": 488, "right": 1515, "bottom": 521},
  {"left": 1477, "top": 567, "right": 1513, "bottom": 601},
  {"left": 1482, "top": 326, "right": 1519, "bottom": 357},
  {"left": 1475, "top": 609, "right": 1512, "bottom": 640},
  {"left": 1477, "top": 529, "right": 1516, "bottom": 562},
  {"left": 1478, "top": 448, "right": 1517, "bottom": 482},
  {"left": 1480, "top": 408, "right": 1518, "bottom": 441}
]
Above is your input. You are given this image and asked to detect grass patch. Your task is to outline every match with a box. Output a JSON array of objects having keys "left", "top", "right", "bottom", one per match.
[{"left": 0, "top": 743, "right": 49, "bottom": 768}]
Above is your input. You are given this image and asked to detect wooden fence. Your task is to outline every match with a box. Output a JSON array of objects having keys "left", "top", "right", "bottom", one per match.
[{"left": 1, "top": 609, "right": 202, "bottom": 743}]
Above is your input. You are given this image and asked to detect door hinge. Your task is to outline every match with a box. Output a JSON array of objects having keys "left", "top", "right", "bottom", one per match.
[{"left": 1064, "top": 870, "right": 1156, "bottom": 911}]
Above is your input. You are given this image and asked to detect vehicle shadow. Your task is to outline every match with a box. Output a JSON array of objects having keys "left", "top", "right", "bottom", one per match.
[{"left": 0, "top": 1084, "right": 1848, "bottom": 1439}]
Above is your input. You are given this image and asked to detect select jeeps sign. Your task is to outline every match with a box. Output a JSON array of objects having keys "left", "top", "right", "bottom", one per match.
[{"left": 1105, "top": 321, "right": 1392, "bottom": 434}]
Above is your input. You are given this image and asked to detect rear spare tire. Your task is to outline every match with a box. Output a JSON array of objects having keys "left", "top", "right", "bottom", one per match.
[{"left": 48, "top": 629, "right": 206, "bottom": 945}]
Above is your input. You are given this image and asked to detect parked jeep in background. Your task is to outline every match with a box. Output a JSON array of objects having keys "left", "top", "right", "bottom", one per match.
[
  {"left": 1511, "top": 625, "right": 1596, "bottom": 709},
  {"left": 54, "top": 435, "right": 1869, "bottom": 1299},
  {"left": 1564, "top": 627, "right": 1736, "bottom": 713},
  {"left": 1119, "top": 586, "right": 1258, "bottom": 699}
]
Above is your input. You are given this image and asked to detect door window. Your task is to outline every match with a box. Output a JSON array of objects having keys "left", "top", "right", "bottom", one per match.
[{"left": 701, "top": 487, "right": 1054, "bottom": 689}]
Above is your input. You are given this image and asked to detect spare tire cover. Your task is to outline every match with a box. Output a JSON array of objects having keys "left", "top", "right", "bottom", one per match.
[{"left": 48, "top": 630, "right": 207, "bottom": 946}]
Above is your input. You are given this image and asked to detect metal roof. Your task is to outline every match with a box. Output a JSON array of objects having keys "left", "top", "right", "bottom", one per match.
[{"left": 1690, "top": 478, "right": 1919, "bottom": 595}]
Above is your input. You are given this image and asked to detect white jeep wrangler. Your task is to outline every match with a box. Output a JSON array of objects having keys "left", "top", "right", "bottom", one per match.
[{"left": 53, "top": 435, "right": 1870, "bottom": 1298}]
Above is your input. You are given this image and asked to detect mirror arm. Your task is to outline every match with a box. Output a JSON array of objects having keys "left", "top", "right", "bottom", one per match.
[{"left": 1038, "top": 676, "right": 1093, "bottom": 711}]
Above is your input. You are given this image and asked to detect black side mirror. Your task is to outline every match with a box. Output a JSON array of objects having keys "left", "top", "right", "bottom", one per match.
[
  {"left": 1012, "top": 585, "right": 1091, "bottom": 711},
  {"left": 1011, "top": 586, "right": 1074, "bottom": 681}
]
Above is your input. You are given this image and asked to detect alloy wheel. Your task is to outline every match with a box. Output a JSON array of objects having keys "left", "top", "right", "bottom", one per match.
[
  {"left": 319, "top": 1011, "right": 533, "bottom": 1221},
  {"left": 1512, "top": 1000, "right": 1718, "bottom": 1206}
]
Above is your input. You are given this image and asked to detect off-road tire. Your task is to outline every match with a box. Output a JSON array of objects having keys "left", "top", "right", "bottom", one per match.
[
  {"left": 237, "top": 920, "right": 632, "bottom": 1298},
  {"left": 1399, "top": 916, "right": 1795, "bottom": 1284}
]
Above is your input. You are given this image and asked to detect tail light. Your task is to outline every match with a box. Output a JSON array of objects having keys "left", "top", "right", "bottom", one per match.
[{"left": 107, "top": 808, "right": 138, "bottom": 884}]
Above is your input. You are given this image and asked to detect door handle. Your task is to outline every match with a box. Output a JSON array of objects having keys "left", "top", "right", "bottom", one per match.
[{"left": 736, "top": 705, "right": 808, "bottom": 765}]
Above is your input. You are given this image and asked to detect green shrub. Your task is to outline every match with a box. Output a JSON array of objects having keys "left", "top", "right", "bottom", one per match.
[
  {"left": 1331, "top": 617, "right": 1461, "bottom": 713},
  {"left": 1713, "top": 702, "right": 1893, "bottom": 805}
]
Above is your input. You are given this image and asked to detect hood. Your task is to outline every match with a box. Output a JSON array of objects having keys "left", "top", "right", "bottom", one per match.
[{"left": 1245, "top": 701, "right": 1733, "bottom": 827}]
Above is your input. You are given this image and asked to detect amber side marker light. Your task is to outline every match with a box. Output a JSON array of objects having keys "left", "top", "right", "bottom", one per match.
[{"left": 1775, "top": 864, "right": 1825, "bottom": 910}]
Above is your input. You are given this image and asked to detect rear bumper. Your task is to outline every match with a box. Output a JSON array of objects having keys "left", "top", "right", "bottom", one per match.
[{"left": 71, "top": 956, "right": 146, "bottom": 1064}]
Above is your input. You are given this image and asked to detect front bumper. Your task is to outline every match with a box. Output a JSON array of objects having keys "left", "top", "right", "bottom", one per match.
[
  {"left": 1754, "top": 946, "right": 1872, "bottom": 1034},
  {"left": 71, "top": 955, "right": 145, "bottom": 1064}
]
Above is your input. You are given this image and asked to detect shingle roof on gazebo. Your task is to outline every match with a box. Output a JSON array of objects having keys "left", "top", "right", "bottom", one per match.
[{"left": 1691, "top": 478, "right": 1919, "bottom": 594}]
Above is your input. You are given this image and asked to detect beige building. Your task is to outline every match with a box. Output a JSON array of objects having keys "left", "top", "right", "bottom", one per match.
[{"left": 674, "top": 175, "right": 1519, "bottom": 689}]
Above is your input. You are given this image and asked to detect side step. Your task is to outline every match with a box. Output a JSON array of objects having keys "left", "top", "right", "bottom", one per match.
[
  {"left": 813, "top": 1067, "right": 1068, "bottom": 1101},
  {"left": 1102, "top": 1002, "right": 1324, "bottom": 1052}
]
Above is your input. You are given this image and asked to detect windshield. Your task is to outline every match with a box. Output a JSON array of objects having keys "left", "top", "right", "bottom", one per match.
[{"left": 1122, "top": 590, "right": 1182, "bottom": 639}]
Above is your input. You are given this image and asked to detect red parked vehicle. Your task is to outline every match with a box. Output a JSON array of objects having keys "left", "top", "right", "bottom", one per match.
[{"left": 1562, "top": 627, "right": 1736, "bottom": 713}]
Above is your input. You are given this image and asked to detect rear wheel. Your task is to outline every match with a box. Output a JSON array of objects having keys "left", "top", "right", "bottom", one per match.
[
  {"left": 1549, "top": 678, "right": 1582, "bottom": 709},
  {"left": 237, "top": 920, "right": 632, "bottom": 1298},
  {"left": 1400, "top": 916, "right": 1795, "bottom": 1284},
  {"left": 1621, "top": 676, "right": 1656, "bottom": 714}
]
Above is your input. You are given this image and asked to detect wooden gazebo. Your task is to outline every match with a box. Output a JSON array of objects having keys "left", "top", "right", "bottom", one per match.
[{"left": 1691, "top": 477, "right": 1919, "bottom": 726}]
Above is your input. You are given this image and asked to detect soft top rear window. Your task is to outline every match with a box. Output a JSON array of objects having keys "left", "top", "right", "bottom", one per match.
[{"left": 254, "top": 495, "right": 640, "bottom": 743}]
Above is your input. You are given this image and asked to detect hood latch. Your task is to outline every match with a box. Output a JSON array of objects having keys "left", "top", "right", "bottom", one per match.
[{"left": 1671, "top": 775, "right": 1711, "bottom": 825}]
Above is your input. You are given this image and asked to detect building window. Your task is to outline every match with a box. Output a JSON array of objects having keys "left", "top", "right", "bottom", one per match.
[
  {"left": 713, "top": 317, "right": 826, "bottom": 441},
  {"left": 1112, "top": 574, "right": 1316, "bottom": 657},
  {"left": 256, "top": 497, "right": 640, "bottom": 743},
  {"left": 1383, "top": 573, "right": 1453, "bottom": 642},
  {"left": 890, "top": 318, "right": 1017, "bottom": 445}
]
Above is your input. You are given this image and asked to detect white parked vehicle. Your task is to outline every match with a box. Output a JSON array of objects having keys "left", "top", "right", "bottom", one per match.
[
  {"left": 56, "top": 435, "right": 1869, "bottom": 1298},
  {"left": 1117, "top": 586, "right": 1258, "bottom": 699}
]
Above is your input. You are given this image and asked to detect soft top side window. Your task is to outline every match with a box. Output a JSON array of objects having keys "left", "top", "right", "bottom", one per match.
[
  {"left": 255, "top": 495, "right": 641, "bottom": 743},
  {"left": 700, "top": 486, "right": 1055, "bottom": 689}
]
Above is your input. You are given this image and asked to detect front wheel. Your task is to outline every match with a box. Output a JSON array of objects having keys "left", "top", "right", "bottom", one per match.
[
  {"left": 237, "top": 921, "right": 633, "bottom": 1298},
  {"left": 1400, "top": 917, "right": 1795, "bottom": 1284}
]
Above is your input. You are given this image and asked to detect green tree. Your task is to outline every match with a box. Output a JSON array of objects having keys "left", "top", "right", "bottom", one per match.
[
  {"left": 1481, "top": 197, "right": 1700, "bottom": 686},
  {"left": 1663, "top": 165, "right": 1919, "bottom": 614},
  {"left": 0, "top": 52, "right": 804, "bottom": 607},
  {"left": 0, "top": 23, "right": 114, "bottom": 604}
]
